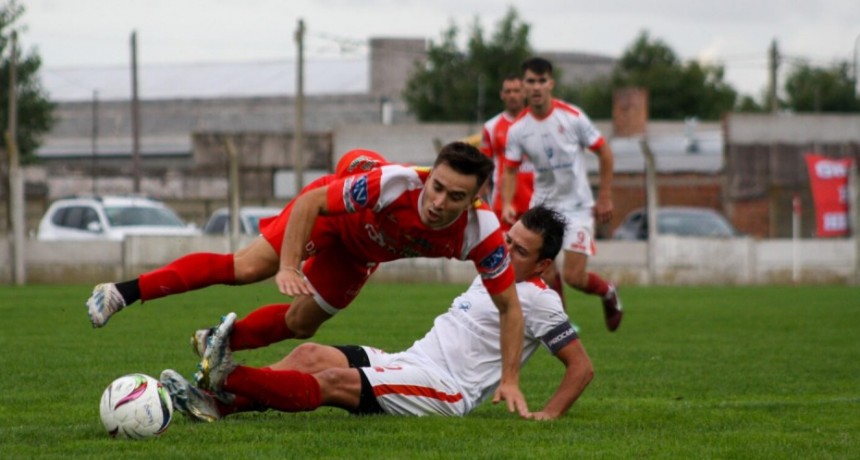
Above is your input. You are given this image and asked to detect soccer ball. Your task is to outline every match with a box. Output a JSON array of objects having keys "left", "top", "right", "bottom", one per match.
[{"left": 99, "top": 373, "right": 173, "bottom": 439}]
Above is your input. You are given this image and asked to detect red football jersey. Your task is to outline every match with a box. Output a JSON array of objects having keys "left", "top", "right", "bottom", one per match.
[{"left": 322, "top": 164, "right": 514, "bottom": 294}]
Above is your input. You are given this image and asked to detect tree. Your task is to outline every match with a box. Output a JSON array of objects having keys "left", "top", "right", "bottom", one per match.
[
  {"left": 1, "top": 0, "right": 55, "bottom": 164},
  {"left": 613, "top": 31, "right": 737, "bottom": 120},
  {"left": 783, "top": 61, "right": 860, "bottom": 113},
  {"left": 402, "top": 7, "right": 532, "bottom": 122},
  {"left": 563, "top": 31, "right": 738, "bottom": 120}
]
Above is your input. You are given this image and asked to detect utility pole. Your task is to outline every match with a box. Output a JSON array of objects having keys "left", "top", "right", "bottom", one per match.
[
  {"left": 293, "top": 19, "right": 305, "bottom": 196},
  {"left": 854, "top": 33, "right": 860, "bottom": 96},
  {"left": 5, "top": 31, "right": 25, "bottom": 284},
  {"left": 768, "top": 39, "right": 780, "bottom": 113},
  {"left": 640, "top": 139, "right": 659, "bottom": 285},
  {"left": 130, "top": 30, "right": 141, "bottom": 193},
  {"left": 92, "top": 90, "right": 99, "bottom": 194}
]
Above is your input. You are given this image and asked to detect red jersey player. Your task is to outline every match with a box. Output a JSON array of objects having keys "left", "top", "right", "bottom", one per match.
[
  {"left": 480, "top": 74, "right": 534, "bottom": 232},
  {"left": 86, "top": 142, "right": 529, "bottom": 415}
]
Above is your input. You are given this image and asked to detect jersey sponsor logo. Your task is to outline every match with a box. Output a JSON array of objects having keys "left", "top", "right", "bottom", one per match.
[
  {"left": 364, "top": 223, "right": 429, "bottom": 258},
  {"left": 349, "top": 175, "right": 369, "bottom": 208},
  {"left": 457, "top": 300, "right": 472, "bottom": 312}
]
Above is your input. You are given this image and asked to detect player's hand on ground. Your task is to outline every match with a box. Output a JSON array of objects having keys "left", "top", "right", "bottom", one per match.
[
  {"left": 275, "top": 267, "right": 315, "bottom": 297},
  {"left": 492, "top": 382, "right": 529, "bottom": 418},
  {"left": 525, "top": 411, "right": 557, "bottom": 421}
]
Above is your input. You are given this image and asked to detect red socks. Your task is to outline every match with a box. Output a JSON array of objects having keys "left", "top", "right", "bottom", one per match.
[
  {"left": 547, "top": 271, "right": 568, "bottom": 310},
  {"left": 583, "top": 272, "right": 611, "bottom": 297},
  {"left": 138, "top": 253, "right": 235, "bottom": 301},
  {"left": 229, "top": 304, "right": 296, "bottom": 351},
  {"left": 223, "top": 366, "right": 322, "bottom": 412}
]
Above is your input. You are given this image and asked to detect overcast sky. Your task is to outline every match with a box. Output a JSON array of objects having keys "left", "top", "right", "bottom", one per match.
[{"left": 20, "top": 0, "right": 860, "bottom": 98}]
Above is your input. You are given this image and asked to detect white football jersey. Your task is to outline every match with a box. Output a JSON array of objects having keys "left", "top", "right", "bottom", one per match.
[
  {"left": 505, "top": 99, "right": 605, "bottom": 213},
  {"left": 409, "top": 275, "right": 573, "bottom": 413}
]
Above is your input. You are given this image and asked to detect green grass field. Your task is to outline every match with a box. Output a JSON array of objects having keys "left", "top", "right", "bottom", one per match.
[{"left": 1, "top": 282, "right": 857, "bottom": 459}]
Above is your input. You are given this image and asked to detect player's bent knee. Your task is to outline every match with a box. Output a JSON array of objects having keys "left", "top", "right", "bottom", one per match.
[
  {"left": 233, "top": 261, "right": 278, "bottom": 284},
  {"left": 289, "top": 343, "right": 326, "bottom": 367}
]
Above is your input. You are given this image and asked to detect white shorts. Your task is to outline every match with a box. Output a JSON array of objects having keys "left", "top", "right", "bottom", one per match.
[
  {"left": 359, "top": 346, "right": 468, "bottom": 417},
  {"left": 562, "top": 211, "right": 596, "bottom": 256}
]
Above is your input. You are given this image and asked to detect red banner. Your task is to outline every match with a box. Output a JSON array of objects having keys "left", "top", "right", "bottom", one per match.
[{"left": 804, "top": 153, "right": 852, "bottom": 237}]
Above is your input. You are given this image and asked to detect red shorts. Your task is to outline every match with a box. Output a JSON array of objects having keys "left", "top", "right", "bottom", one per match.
[{"left": 259, "top": 175, "right": 379, "bottom": 312}]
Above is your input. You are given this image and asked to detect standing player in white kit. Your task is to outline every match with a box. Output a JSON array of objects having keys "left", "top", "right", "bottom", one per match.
[{"left": 501, "top": 56, "right": 623, "bottom": 332}]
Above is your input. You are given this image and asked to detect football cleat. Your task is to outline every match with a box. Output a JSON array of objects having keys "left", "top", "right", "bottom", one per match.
[
  {"left": 86, "top": 283, "right": 126, "bottom": 328},
  {"left": 602, "top": 284, "right": 623, "bottom": 332},
  {"left": 196, "top": 312, "right": 237, "bottom": 392},
  {"left": 191, "top": 327, "right": 215, "bottom": 358},
  {"left": 159, "top": 369, "right": 221, "bottom": 423}
]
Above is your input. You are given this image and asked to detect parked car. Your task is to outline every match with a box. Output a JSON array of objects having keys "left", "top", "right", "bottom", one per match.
[
  {"left": 202, "top": 206, "right": 281, "bottom": 235},
  {"left": 612, "top": 206, "right": 739, "bottom": 240},
  {"left": 37, "top": 195, "right": 200, "bottom": 241}
]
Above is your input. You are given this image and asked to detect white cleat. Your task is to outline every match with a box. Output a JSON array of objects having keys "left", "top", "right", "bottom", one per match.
[
  {"left": 160, "top": 369, "right": 221, "bottom": 423},
  {"left": 86, "top": 283, "right": 126, "bottom": 328},
  {"left": 191, "top": 327, "right": 215, "bottom": 358},
  {"left": 196, "top": 312, "right": 237, "bottom": 392}
]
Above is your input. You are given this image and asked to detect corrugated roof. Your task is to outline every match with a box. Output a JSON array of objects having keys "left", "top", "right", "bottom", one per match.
[{"left": 42, "top": 58, "right": 369, "bottom": 101}]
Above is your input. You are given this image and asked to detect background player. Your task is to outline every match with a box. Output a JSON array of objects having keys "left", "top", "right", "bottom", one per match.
[
  {"left": 501, "top": 57, "right": 623, "bottom": 332},
  {"left": 481, "top": 74, "right": 568, "bottom": 309},
  {"left": 480, "top": 74, "right": 533, "bottom": 231}
]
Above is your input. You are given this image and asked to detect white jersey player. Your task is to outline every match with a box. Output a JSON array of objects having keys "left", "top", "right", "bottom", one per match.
[
  {"left": 501, "top": 56, "right": 624, "bottom": 333},
  {"left": 365, "top": 273, "right": 579, "bottom": 416}
]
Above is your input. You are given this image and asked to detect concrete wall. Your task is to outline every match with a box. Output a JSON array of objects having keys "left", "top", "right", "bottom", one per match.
[{"left": 3, "top": 236, "right": 855, "bottom": 286}]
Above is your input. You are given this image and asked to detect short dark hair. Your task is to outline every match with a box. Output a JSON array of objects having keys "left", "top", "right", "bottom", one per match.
[
  {"left": 502, "top": 72, "right": 521, "bottom": 83},
  {"left": 519, "top": 205, "right": 566, "bottom": 261},
  {"left": 434, "top": 141, "right": 494, "bottom": 189},
  {"left": 522, "top": 57, "right": 554, "bottom": 76}
]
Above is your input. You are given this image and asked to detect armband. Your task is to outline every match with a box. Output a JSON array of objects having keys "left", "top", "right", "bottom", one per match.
[{"left": 540, "top": 322, "right": 579, "bottom": 354}]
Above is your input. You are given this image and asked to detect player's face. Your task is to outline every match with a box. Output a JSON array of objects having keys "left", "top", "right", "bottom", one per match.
[
  {"left": 505, "top": 221, "right": 544, "bottom": 283},
  {"left": 522, "top": 69, "right": 554, "bottom": 112},
  {"left": 420, "top": 163, "right": 480, "bottom": 229},
  {"left": 500, "top": 79, "right": 524, "bottom": 115}
]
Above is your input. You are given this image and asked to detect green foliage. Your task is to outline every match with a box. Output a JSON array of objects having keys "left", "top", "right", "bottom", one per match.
[
  {"left": 736, "top": 94, "right": 766, "bottom": 113},
  {"left": 402, "top": 7, "right": 532, "bottom": 122},
  {"left": 0, "top": 0, "right": 56, "bottom": 163},
  {"left": 612, "top": 31, "right": 738, "bottom": 120},
  {"left": 1, "top": 282, "right": 858, "bottom": 458},
  {"left": 555, "top": 76, "right": 614, "bottom": 119},
  {"left": 783, "top": 60, "right": 860, "bottom": 112},
  {"left": 563, "top": 31, "right": 739, "bottom": 120}
]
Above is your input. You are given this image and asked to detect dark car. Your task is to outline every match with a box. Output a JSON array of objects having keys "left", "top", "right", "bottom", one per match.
[{"left": 612, "top": 206, "right": 739, "bottom": 240}]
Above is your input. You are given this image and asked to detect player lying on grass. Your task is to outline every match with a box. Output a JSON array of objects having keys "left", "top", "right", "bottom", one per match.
[{"left": 161, "top": 206, "right": 593, "bottom": 420}]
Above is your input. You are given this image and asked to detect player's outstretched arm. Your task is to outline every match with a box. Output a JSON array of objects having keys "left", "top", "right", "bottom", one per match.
[
  {"left": 277, "top": 187, "right": 329, "bottom": 296},
  {"left": 489, "top": 284, "right": 529, "bottom": 417},
  {"left": 528, "top": 339, "right": 593, "bottom": 421}
]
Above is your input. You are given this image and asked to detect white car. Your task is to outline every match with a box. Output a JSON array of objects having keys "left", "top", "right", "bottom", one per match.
[
  {"left": 202, "top": 206, "right": 281, "bottom": 235},
  {"left": 37, "top": 195, "right": 200, "bottom": 241}
]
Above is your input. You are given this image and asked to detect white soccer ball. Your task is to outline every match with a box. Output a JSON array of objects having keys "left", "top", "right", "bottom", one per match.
[{"left": 99, "top": 373, "right": 174, "bottom": 439}]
